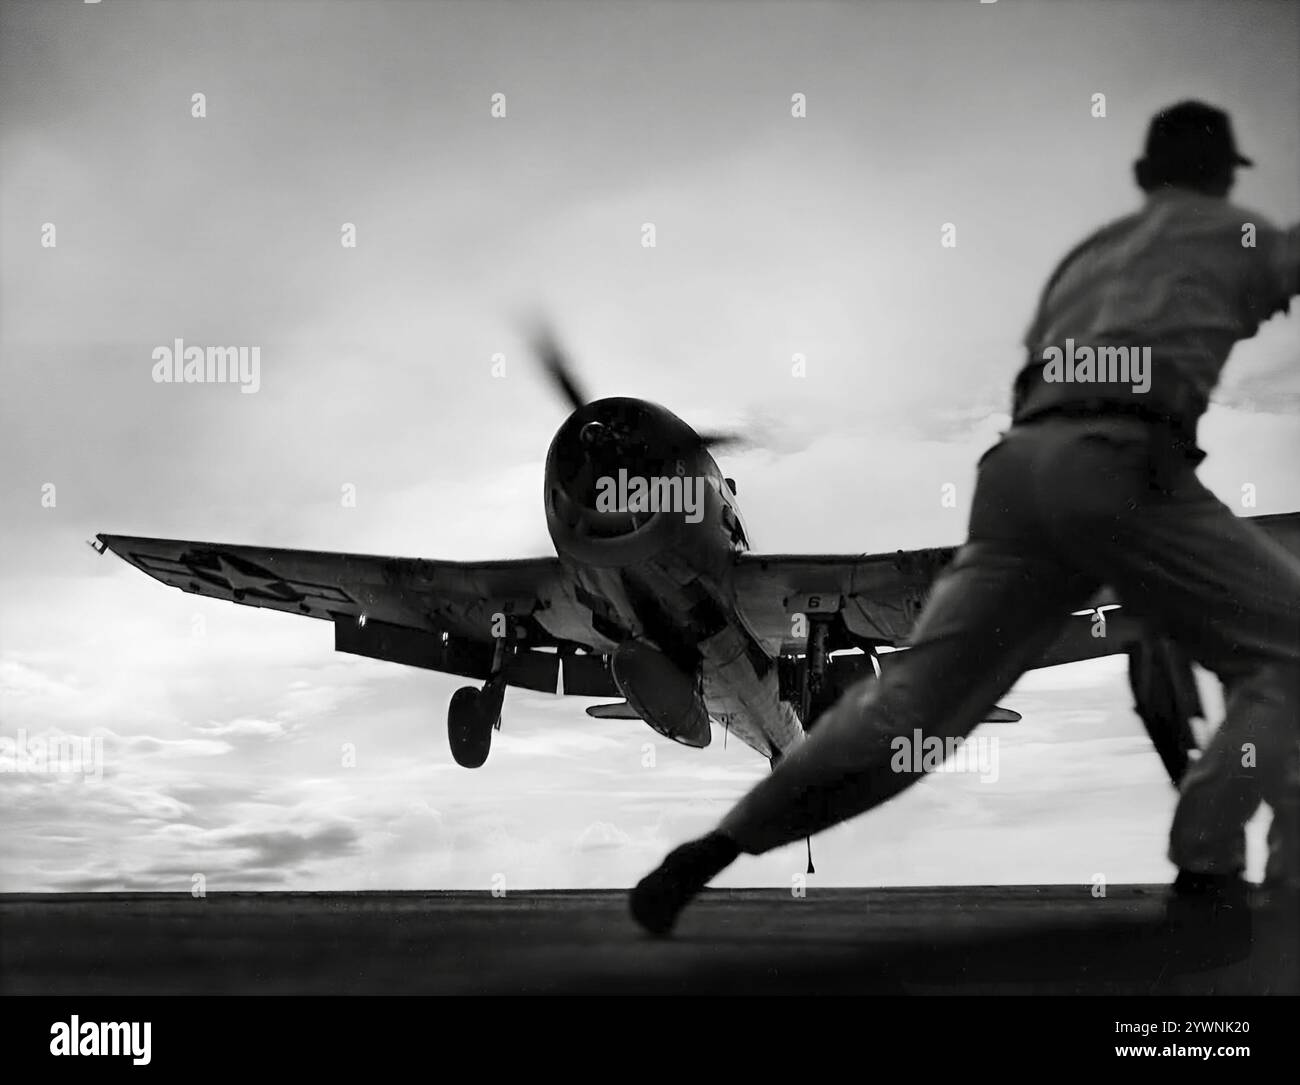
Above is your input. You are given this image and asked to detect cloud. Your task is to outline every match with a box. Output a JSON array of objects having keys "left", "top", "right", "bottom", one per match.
[
  {"left": 0, "top": 657, "right": 78, "bottom": 702},
  {"left": 1, "top": 0, "right": 1295, "bottom": 893},
  {"left": 495, "top": 728, "right": 625, "bottom": 758},
  {"left": 194, "top": 717, "right": 287, "bottom": 739},
  {"left": 573, "top": 821, "right": 632, "bottom": 852},
  {"left": 217, "top": 825, "right": 361, "bottom": 870},
  {"left": 114, "top": 734, "right": 233, "bottom": 759}
]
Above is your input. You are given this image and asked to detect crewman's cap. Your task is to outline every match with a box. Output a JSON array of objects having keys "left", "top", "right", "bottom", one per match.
[{"left": 1141, "top": 100, "right": 1253, "bottom": 171}]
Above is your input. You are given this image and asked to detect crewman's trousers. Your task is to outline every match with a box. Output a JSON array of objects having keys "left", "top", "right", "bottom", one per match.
[{"left": 719, "top": 415, "right": 1300, "bottom": 886}]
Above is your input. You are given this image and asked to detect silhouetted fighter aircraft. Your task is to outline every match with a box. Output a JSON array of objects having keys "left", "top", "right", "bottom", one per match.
[{"left": 94, "top": 331, "right": 1300, "bottom": 779}]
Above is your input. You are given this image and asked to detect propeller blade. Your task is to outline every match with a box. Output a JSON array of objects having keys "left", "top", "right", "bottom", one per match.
[
  {"left": 696, "top": 431, "right": 750, "bottom": 451},
  {"left": 529, "top": 324, "right": 589, "bottom": 412}
]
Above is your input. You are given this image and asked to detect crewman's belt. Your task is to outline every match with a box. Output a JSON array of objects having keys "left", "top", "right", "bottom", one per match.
[
  {"left": 1017, "top": 399, "right": 1177, "bottom": 428},
  {"left": 1014, "top": 399, "right": 1203, "bottom": 464}
]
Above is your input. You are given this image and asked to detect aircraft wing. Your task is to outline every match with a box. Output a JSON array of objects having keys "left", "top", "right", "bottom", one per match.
[
  {"left": 735, "top": 543, "right": 964, "bottom": 652},
  {"left": 93, "top": 533, "right": 618, "bottom": 696},
  {"left": 733, "top": 510, "right": 1300, "bottom": 669},
  {"left": 736, "top": 511, "right": 1300, "bottom": 782},
  {"left": 731, "top": 543, "right": 1131, "bottom": 660}
]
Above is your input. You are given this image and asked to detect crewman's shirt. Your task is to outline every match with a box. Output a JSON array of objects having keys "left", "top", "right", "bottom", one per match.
[{"left": 1012, "top": 189, "right": 1299, "bottom": 431}]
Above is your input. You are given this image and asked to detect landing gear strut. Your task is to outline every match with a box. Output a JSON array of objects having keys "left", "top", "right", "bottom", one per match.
[
  {"left": 770, "top": 746, "right": 816, "bottom": 876},
  {"left": 788, "top": 617, "right": 880, "bottom": 877},
  {"left": 801, "top": 617, "right": 833, "bottom": 729},
  {"left": 447, "top": 634, "right": 513, "bottom": 768},
  {"left": 794, "top": 618, "right": 881, "bottom": 733}
]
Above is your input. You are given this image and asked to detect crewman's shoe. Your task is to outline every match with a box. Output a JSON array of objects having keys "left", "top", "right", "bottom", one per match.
[
  {"left": 1167, "top": 869, "right": 1250, "bottom": 903},
  {"left": 1254, "top": 880, "right": 1299, "bottom": 934},
  {"left": 630, "top": 832, "right": 740, "bottom": 937},
  {"left": 1163, "top": 870, "right": 1253, "bottom": 962}
]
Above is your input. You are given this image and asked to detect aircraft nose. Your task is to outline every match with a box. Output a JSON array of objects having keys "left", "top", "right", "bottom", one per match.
[
  {"left": 547, "top": 399, "right": 689, "bottom": 539},
  {"left": 544, "top": 397, "right": 715, "bottom": 563}
]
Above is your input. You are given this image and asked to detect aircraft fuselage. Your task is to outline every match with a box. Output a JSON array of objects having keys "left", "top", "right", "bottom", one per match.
[{"left": 539, "top": 397, "right": 803, "bottom": 758}]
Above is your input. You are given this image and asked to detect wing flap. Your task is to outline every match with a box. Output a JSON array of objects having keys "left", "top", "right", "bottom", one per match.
[{"left": 334, "top": 617, "right": 568, "bottom": 693}]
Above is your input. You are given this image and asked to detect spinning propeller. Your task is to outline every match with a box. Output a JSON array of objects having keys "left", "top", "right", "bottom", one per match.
[{"left": 528, "top": 323, "right": 750, "bottom": 452}]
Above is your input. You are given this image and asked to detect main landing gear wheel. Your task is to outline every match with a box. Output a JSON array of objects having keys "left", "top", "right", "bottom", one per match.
[{"left": 448, "top": 683, "right": 502, "bottom": 768}]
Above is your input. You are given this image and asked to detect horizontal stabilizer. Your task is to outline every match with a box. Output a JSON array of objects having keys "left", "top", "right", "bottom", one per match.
[
  {"left": 585, "top": 702, "right": 642, "bottom": 720},
  {"left": 984, "top": 706, "right": 1021, "bottom": 723}
]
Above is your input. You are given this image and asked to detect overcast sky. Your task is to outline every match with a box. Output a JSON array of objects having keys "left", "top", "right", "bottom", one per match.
[{"left": 2, "top": 0, "right": 1297, "bottom": 892}]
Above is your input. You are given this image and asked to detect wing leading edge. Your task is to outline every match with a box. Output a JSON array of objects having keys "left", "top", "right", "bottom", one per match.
[{"left": 93, "top": 533, "right": 618, "bottom": 696}]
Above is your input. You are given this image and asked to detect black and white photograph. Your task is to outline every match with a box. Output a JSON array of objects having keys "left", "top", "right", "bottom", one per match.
[{"left": 1, "top": 0, "right": 1297, "bottom": 1055}]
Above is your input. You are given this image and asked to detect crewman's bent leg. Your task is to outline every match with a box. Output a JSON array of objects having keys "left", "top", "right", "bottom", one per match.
[
  {"left": 1111, "top": 512, "right": 1298, "bottom": 881},
  {"left": 1265, "top": 745, "right": 1300, "bottom": 888},
  {"left": 1034, "top": 430, "right": 1300, "bottom": 882},
  {"left": 1170, "top": 667, "right": 1300, "bottom": 880}
]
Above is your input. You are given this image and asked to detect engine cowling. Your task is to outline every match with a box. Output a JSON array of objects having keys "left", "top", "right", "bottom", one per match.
[{"left": 544, "top": 398, "right": 723, "bottom": 568}]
